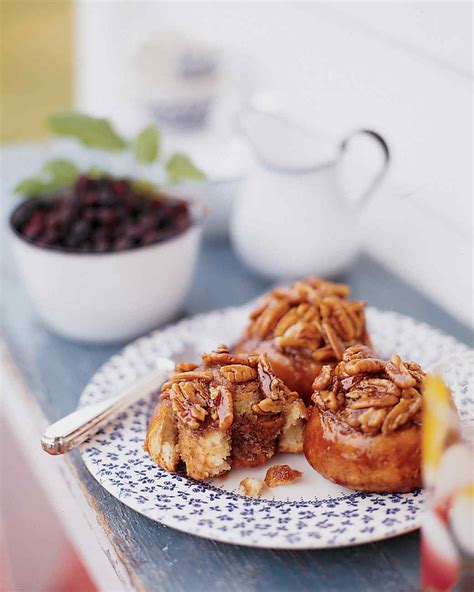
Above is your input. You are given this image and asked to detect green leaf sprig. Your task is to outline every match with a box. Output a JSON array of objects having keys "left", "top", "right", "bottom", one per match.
[
  {"left": 133, "top": 124, "right": 160, "bottom": 164},
  {"left": 14, "top": 159, "right": 79, "bottom": 197},
  {"left": 165, "top": 153, "right": 206, "bottom": 184},
  {"left": 48, "top": 113, "right": 127, "bottom": 151},
  {"left": 15, "top": 113, "right": 206, "bottom": 198}
]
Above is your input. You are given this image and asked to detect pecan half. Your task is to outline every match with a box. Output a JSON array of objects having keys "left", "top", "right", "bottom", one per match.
[
  {"left": 382, "top": 396, "right": 422, "bottom": 434},
  {"left": 343, "top": 344, "right": 374, "bottom": 362},
  {"left": 252, "top": 398, "right": 282, "bottom": 414},
  {"left": 315, "top": 388, "right": 344, "bottom": 412},
  {"left": 252, "top": 298, "right": 290, "bottom": 338},
  {"left": 385, "top": 354, "right": 416, "bottom": 388},
  {"left": 312, "top": 346, "right": 337, "bottom": 362},
  {"left": 202, "top": 346, "right": 259, "bottom": 368},
  {"left": 175, "top": 362, "right": 199, "bottom": 373},
  {"left": 171, "top": 371, "right": 213, "bottom": 382},
  {"left": 322, "top": 319, "right": 345, "bottom": 359},
  {"left": 274, "top": 303, "right": 322, "bottom": 346},
  {"left": 349, "top": 394, "right": 399, "bottom": 409},
  {"left": 357, "top": 407, "right": 388, "bottom": 433},
  {"left": 312, "top": 364, "right": 333, "bottom": 390},
  {"left": 343, "top": 358, "right": 386, "bottom": 376},
  {"left": 220, "top": 364, "right": 258, "bottom": 383}
]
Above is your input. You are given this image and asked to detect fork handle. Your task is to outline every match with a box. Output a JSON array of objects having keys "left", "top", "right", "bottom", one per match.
[{"left": 41, "top": 357, "right": 175, "bottom": 455}]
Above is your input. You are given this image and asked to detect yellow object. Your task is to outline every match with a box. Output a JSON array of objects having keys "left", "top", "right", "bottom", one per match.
[
  {"left": 0, "top": 0, "right": 73, "bottom": 143},
  {"left": 422, "top": 374, "right": 460, "bottom": 488}
]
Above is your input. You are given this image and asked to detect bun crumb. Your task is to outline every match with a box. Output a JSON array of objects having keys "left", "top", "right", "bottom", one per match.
[
  {"left": 239, "top": 477, "right": 266, "bottom": 498},
  {"left": 264, "top": 464, "right": 303, "bottom": 487}
]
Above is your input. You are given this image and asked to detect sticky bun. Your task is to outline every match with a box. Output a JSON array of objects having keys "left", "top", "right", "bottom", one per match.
[
  {"left": 145, "top": 346, "right": 307, "bottom": 480},
  {"left": 235, "top": 278, "right": 371, "bottom": 402},
  {"left": 304, "top": 345, "right": 426, "bottom": 492}
]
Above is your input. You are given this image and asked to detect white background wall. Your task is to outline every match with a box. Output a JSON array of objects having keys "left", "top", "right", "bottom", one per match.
[{"left": 75, "top": 1, "right": 473, "bottom": 327}]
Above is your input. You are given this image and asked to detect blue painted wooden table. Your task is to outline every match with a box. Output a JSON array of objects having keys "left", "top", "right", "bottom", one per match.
[{"left": 2, "top": 219, "right": 472, "bottom": 589}]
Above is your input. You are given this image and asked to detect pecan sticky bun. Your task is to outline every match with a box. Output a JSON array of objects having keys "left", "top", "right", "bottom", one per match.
[
  {"left": 145, "top": 346, "right": 307, "bottom": 480},
  {"left": 304, "top": 345, "right": 426, "bottom": 492},
  {"left": 235, "top": 278, "right": 371, "bottom": 402}
]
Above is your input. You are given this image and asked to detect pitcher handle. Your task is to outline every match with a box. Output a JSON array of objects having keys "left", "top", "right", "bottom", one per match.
[{"left": 339, "top": 129, "right": 390, "bottom": 210}]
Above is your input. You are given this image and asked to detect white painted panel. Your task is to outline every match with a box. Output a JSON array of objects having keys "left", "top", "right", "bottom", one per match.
[
  {"left": 75, "top": 1, "right": 473, "bottom": 324},
  {"left": 330, "top": 2, "right": 473, "bottom": 76},
  {"left": 362, "top": 181, "right": 473, "bottom": 327}
]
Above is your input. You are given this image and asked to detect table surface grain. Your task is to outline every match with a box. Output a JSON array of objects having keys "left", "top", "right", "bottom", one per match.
[{"left": 2, "top": 224, "right": 473, "bottom": 592}]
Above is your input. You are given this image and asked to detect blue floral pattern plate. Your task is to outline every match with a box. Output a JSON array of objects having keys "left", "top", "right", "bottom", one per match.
[{"left": 80, "top": 306, "right": 472, "bottom": 549}]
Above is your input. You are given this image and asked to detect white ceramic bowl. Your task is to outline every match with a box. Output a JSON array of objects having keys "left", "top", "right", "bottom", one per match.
[{"left": 10, "top": 205, "right": 204, "bottom": 343}]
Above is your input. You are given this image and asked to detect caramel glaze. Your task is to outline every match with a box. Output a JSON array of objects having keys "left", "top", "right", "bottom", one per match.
[
  {"left": 235, "top": 337, "right": 331, "bottom": 404},
  {"left": 303, "top": 409, "right": 421, "bottom": 493}
]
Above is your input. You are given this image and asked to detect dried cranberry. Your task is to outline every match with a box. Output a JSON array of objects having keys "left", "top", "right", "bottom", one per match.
[
  {"left": 92, "top": 227, "right": 112, "bottom": 242},
  {"left": 70, "top": 220, "right": 91, "bottom": 243},
  {"left": 83, "top": 191, "right": 100, "bottom": 206},
  {"left": 41, "top": 228, "right": 60, "bottom": 245},
  {"left": 92, "top": 239, "right": 110, "bottom": 253},
  {"left": 142, "top": 229, "right": 160, "bottom": 245},
  {"left": 22, "top": 210, "right": 46, "bottom": 239},
  {"left": 112, "top": 180, "right": 129, "bottom": 195},
  {"left": 96, "top": 190, "right": 117, "bottom": 207},
  {"left": 11, "top": 200, "right": 36, "bottom": 229},
  {"left": 82, "top": 208, "right": 98, "bottom": 223},
  {"left": 114, "top": 236, "right": 132, "bottom": 251},
  {"left": 97, "top": 208, "right": 118, "bottom": 226},
  {"left": 135, "top": 213, "right": 157, "bottom": 232}
]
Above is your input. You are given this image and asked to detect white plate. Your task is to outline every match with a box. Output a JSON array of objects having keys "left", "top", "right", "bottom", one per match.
[{"left": 80, "top": 306, "right": 473, "bottom": 549}]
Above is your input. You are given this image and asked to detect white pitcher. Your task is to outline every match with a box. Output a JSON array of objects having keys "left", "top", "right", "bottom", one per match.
[{"left": 230, "top": 110, "right": 390, "bottom": 279}]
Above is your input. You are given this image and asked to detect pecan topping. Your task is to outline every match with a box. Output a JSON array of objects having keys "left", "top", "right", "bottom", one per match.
[
  {"left": 251, "top": 299, "right": 290, "bottom": 338},
  {"left": 161, "top": 346, "right": 301, "bottom": 432},
  {"left": 312, "top": 346, "right": 337, "bottom": 363},
  {"left": 169, "top": 380, "right": 209, "bottom": 429},
  {"left": 164, "top": 371, "right": 234, "bottom": 431},
  {"left": 252, "top": 398, "right": 283, "bottom": 414},
  {"left": 220, "top": 364, "right": 258, "bottom": 383},
  {"left": 312, "top": 345, "right": 425, "bottom": 435},
  {"left": 175, "top": 361, "right": 199, "bottom": 373},
  {"left": 202, "top": 345, "right": 259, "bottom": 367},
  {"left": 343, "top": 358, "right": 386, "bottom": 376},
  {"left": 243, "top": 278, "right": 370, "bottom": 361},
  {"left": 385, "top": 354, "right": 417, "bottom": 388},
  {"left": 357, "top": 407, "right": 388, "bottom": 433},
  {"left": 382, "top": 396, "right": 421, "bottom": 434},
  {"left": 171, "top": 371, "right": 213, "bottom": 382},
  {"left": 312, "top": 364, "right": 333, "bottom": 390},
  {"left": 318, "top": 388, "right": 344, "bottom": 412}
]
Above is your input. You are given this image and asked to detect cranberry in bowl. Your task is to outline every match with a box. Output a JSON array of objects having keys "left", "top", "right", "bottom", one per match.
[{"left": 10, "top": 174, "right": 205, "bottom": 342}]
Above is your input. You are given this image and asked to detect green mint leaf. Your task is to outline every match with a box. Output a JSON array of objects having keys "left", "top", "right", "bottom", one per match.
[
  {"left": 165, "top": 153, "right": 205, "bottom": 184},
  {"left": 133, "top": 125, "right": 160, "bottom": 164},
  {"left": 14, "top": 176, "right": 47, "bottom": 197},
  {"left": 48, "top": 112, "right": 127, "bottom": 151},
  {"left": 14, "top": 159, "right": 79, "bottom": 198},
  {"left": 42, "top": 159, "right": 78, "bottom": 189}
]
